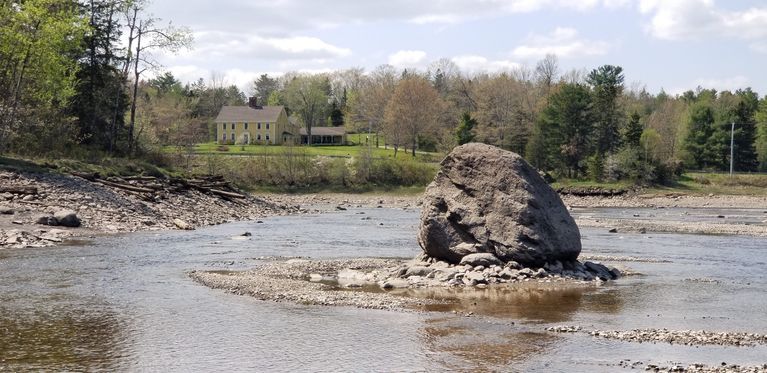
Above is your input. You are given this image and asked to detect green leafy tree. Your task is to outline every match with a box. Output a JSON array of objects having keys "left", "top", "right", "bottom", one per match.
[
  {"left": 756, "top": 98, "right": 767, "bottom": 171},
  {"left": 0, "top": 0, "right": 87, "bottom": 153},
  {"left": 455, "top": 112, "right": 477, "bottom": 145},
  {"left": 284, "top": 74, "right": 331, "bottom": 145}
]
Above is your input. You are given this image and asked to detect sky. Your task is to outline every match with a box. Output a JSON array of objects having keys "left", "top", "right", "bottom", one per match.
[{"left": 147, "top": 0, "right": 767, "bottom": 96}]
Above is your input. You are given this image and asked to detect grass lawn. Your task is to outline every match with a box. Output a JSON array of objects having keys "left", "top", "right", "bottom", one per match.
[
  {"left": 553, "top": 172, "right": 767, "bottom": 196},
  {"left": 647, "top": 172, "right": 767, "bottom": 196},
  {"left": 166, "top": 141, "right": 442, "bottom": 161}
]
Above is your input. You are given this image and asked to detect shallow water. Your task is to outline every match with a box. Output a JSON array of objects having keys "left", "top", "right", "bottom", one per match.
[{"left": 1, "top": 207, "right": 766, "bottom": 371}]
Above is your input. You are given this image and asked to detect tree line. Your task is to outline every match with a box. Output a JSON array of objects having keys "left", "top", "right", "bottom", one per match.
[
  {"left": 3, "top": 1, "right": 767, "bottom": 185},
  {"left": 0, "top": 0, "right": 190, "bottom": 156}
]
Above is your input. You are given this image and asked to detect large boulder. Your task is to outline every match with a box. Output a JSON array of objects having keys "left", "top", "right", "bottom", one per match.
[{"left": 417, "top": 143, "right": 581, "bottom": 267}]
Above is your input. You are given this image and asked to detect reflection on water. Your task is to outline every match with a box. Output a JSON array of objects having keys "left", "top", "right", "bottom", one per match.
[
  {"left": 418, "top": 317, "right": 559, "bottom": 371},
  {"left": 0, "top": 207, "right": 766, "bottom": 370},
  {"left": 409, "top": 284, "right": 624, "bottom": 323},
  {"left": 0, "top": 304, "right": 125, "bottom": 371}
]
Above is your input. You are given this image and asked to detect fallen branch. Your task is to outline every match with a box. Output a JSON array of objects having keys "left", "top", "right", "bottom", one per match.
[
  {"left": 97, "top": 179, "right": 154, "bottom": 194},
  {"left": 0, "top": 186, "right": 38, "bottom": 195}
]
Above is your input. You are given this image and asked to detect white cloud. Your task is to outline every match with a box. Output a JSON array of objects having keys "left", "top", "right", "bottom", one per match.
[
  {"left": 668, "top": 75, "right": 752, "bottom": 95},
  {"left": 149, "top": 1, "right": 631, "bottom": 33},
  {"left": 694, "top": 75, "right": 751, "bottom": 92},
  {"left": 182, "top": 32, "right": 351, "bottom": 60},
  {"left": 512, "top": 27, "right": 611, "bottom": 59},
  {"left": 639, "top": 0, "right": 767, "bottom": 42},
  {"left": 451, "top": 55, "right": 522, "bottom": 73},
  {"left": 388, "top": 50, "right": 427, "bottom": 67}
]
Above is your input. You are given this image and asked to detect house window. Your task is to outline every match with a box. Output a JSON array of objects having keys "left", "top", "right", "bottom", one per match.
[
  {"left": 266, "top": 122, "right": 270, "bottom": 130},
  {"left": 231, "top": 133, "right": 235, "bottom": 141},
  {"left": 244, "top": 133, "right": 249, "bottom": 143},
  {"left": 222, "top": 133, "right": 226, "bottom": 141},
  {"left": 257, "top": 134, "right": 261, "bottom": 141},
  {"left": 231, "top": 123, "right": 235, "bottom": 130},
  {"left": 257, "top": 122, "right": 261, "bottom": 129},
  {"left": 266, "top": 134, "right": 270, "bottom": 143},
  {"left": 244, "top": 123, "right": 249, "bottom": 130}
]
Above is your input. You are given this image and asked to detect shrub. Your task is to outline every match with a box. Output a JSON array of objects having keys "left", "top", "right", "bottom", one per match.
[{"left": 604, "top": 147, "right": 656, "bottom": 185}]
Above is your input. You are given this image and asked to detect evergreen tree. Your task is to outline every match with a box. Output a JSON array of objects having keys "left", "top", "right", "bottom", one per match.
[
  {"left": 683, "top": 103, "right": 717, "bottom": 169},
  {"left": 587, "top": 65, "right": 625, "bottom": 155},
  {"left": 624, "top": 111, "right": 643, "bottom": 148},
  {"left": 535, "top": 83, "right": 594, "bottom": 177},
  {"left": 455, "top": 112, "right": 477, "bottom": 145}
]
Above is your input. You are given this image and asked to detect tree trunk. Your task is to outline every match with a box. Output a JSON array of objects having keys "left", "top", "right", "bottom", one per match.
[{"left": 128, "top": 23, "right": 143, "bottom": 155}]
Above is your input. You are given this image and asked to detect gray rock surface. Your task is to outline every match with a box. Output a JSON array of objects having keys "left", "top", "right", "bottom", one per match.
[
  {"left": 459, "top": 253, "right": 503, "bottom": 267},
  {"left": 418, "top": 143, "right": 581, "bottom": 267},
  {"left": 53, "top": 209, "right": 81, "bottom": 227}
]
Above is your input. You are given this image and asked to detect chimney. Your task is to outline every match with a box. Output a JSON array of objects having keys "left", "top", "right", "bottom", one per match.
[{"left": 248, "top": 97, "right": 262, "bottom": 109}]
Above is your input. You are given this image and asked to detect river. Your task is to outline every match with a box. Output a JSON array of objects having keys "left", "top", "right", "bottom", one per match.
[{"left": 1, "top": 207, "right": 766, "bottom": 371}]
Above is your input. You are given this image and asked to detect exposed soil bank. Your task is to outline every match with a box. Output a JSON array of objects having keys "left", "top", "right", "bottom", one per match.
[{"left": 0, "top": 170, "right": 297, "bottom": 249}]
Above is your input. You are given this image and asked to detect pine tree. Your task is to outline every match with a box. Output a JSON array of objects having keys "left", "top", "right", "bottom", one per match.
[
  {"left": 455, "top": 112, "right": 477, "bottom": 145},
  {"left": 624, "top": 111, "right": 643, "bottom": 148}
]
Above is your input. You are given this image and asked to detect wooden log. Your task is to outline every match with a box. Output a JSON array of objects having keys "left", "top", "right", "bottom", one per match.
[
  {"left": 70, "top": 171, "right": 99, "bottom": 181},
  {"left": 122, "top": 175, "right": 158, "bottom": 182},
  {"left": 0, "top": 185, "right": 37, "bottom": 195},
  {"left": 97, "top": 179, "right": 154, "bottom": 193},
  {"left": 208, "top": 188, "right": 246, "bottom": 199}
]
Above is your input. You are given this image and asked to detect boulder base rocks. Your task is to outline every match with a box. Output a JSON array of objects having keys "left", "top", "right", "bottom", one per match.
[
  {"left": 36, "top": 209, "right": 81, "bottom": 228},
  {"left": 418, "top": 143, "right": 581, "bottom": 267}
]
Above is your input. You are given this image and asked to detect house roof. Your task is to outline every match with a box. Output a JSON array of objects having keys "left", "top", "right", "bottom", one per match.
[
  {"left": 299, "top": 126, "right": 346, "bottom": 136},
  {"left": 215, "top": 105, "right": 284, "bottom": 123}
]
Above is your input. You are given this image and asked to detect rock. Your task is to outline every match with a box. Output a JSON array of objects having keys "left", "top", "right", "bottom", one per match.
[
  {"left": 404, "top": 266, "right": 433, "bottom": 278},
  {"left": 53, "top": 210, "right": 81, "bottom": 227},
  {"left": 380, "top": 278, "right": 409, "bottom": 289},
  {"left": 638, "top": 227, "right": 647, "bottom": 234},
  {"left": 544, "top": 260, "right": 564, "bottom": 274},
  {"left": 584, "top": 261, "right": 614, "bottom": 280},
  {"left": 241, "top": 232, "right": 252, "bottom": 236},
  {"left": 459, "top": 253, "right": 503, "bottom": 267},
  {"left": 0, "top": 207, "right": 14, "bottom": 215},
  {"left": 173, "top": 218, "right": 193, "bottom": 230},
  {"left": 336, "top": 206, "right": 347, "bottom": 211},
  {"left": 11, "top": 220, "right": 23, "bottom": 225},
  {"left": 608, "top": 228, "right": 618, "bottom": 233},
  {"left": 464, "top": 271, "right": 486, "bottom": 285},
  {"left": 36, "top": 215, "right": 57, "bottom": 226},
  {"left": 418, "top": 143, "right": 581, "bottom": 267}
]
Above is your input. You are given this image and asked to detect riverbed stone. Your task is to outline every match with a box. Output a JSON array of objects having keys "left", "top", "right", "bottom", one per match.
[
  {"left": 173, "top": 218, "right": 192, "bottom": 230},
  {"left": 459, "top": 253, "right": 503, "bottom": 267},
  {"left": 418, "top": 143, "right": 581, "bottom": 267},
  {"left": 53, "top": 209, "right": 81, "bottom": 227}
]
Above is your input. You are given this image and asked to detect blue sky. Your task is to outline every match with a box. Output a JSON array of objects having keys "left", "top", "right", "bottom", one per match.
[{"left": 148, "top": 0, "right": 767, "bottom": 95}]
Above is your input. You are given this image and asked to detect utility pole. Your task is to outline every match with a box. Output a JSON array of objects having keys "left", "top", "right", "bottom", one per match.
[{"left": 730, "top": 121, "right": 735, "bottom": 176}]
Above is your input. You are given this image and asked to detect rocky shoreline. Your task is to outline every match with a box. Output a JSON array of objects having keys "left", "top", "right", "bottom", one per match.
[
  {"left": 0, "top": 169, "right": 299, "bottom": 249},
  {"left": 189, "top": 255, "right": 621, "bottom": 312},
  {"left": 3, "top": 166, "right": 766, "bottom": 250},
  {"left": 546, "top": 326, "right": 767, "bottom": 347}
]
